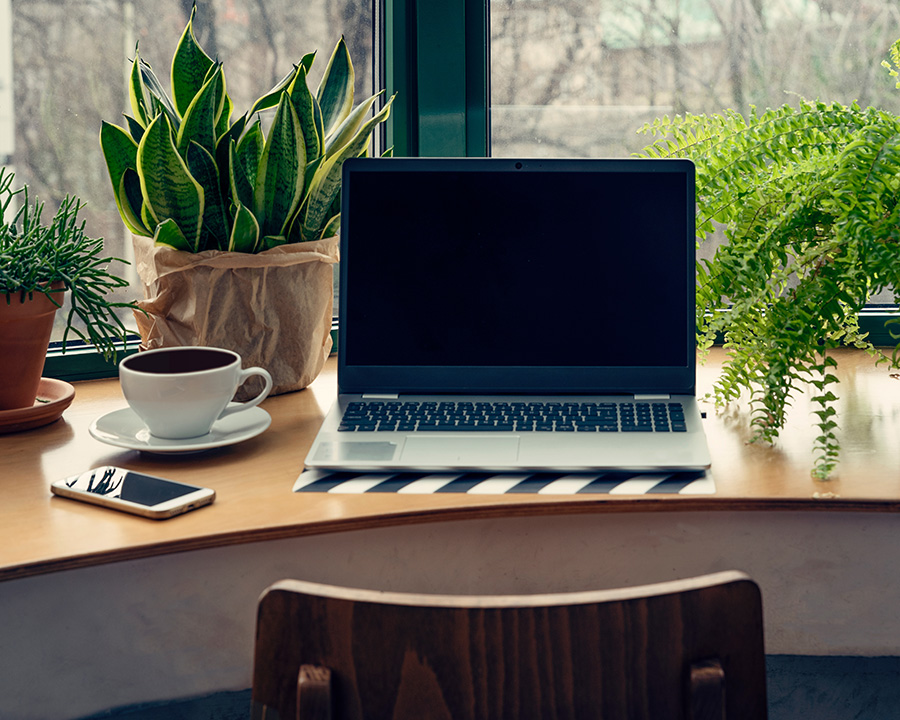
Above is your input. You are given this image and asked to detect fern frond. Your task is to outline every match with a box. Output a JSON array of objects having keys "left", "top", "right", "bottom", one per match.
[{"left": 635, "top": 42, "right": 900, "bottom": 478}]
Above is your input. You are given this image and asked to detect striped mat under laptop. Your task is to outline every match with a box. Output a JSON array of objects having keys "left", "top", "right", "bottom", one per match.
[{"left": 293, "top": 470, "right": 714, "bottom": 495}]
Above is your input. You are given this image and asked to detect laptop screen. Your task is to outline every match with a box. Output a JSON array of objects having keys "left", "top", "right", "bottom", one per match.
[{"left": 338, "top": 157, "right": 695, "bottom": 395}]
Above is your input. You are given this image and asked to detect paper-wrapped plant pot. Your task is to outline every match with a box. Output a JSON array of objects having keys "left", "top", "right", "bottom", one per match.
[{"left": 132, "top": 235, "right": 339, "bottom": 399}]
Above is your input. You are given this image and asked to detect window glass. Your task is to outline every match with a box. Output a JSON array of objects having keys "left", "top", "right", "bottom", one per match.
[
  {"left": 490, "top": 0, "right": 900, "bottom": 157},
  {"left": 4, "top": 0, "right": 372, "bottom": 343},
  {"left": 490, "top": 0, "right": 900, "bottom": 304}
]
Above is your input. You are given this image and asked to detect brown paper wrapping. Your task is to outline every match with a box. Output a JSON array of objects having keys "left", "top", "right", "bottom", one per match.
[{"left": 131, "top": 234, "right": 339, "bottom": 399}]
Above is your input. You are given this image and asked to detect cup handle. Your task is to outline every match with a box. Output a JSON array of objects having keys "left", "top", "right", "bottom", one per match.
[{"left": 217, "top": 366, "right": 273, "bottom": 420}]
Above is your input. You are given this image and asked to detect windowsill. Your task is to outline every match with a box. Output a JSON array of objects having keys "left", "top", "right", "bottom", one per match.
[{"left": 2, "top": 347, "right": 900, "bottom": 583}]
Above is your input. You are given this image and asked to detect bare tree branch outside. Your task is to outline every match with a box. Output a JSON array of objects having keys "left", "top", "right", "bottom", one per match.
[{"left": 491, "top": 0, "right": 900, "bottom": 158}]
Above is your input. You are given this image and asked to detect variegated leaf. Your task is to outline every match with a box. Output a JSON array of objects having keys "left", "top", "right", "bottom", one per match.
[
  {"left": 136, "top": 114, "right": 205, "bottom": 251},
  {"left": 171, "top": 4, "right": 215, "bottom": 118}
]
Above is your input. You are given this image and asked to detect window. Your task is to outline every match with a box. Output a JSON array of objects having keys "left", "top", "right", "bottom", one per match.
[
  {"left": 8, "top": 0, "right": 899, "bottom": 380},
  {"left": 490, "top": 0, "right": 900, "bottom": 158},
  {"left": 5, "top": 0, "right": 373, "bottom": 376},
  {"left": 489, "top": 0, "right": 900, "bottom": 340}
]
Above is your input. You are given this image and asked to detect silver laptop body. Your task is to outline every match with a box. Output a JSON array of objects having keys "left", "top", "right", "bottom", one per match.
[{"left": 305, "top": 157, "right": 711, "bottom": 473}]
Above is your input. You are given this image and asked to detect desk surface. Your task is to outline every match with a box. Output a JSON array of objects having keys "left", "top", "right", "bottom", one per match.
[{"left": 3, "top": 347, "right": 900, "bottom": 581}]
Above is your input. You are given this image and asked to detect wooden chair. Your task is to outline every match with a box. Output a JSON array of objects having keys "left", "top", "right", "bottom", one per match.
[{"left": 250, "top": 570, "right": 767, "bottom": 720}]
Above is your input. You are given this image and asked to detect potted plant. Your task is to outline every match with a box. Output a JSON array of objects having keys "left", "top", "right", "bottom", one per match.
[
  {"left": 637, "top": 37, "right": 900, "bottom": 479},
  {"left": 0, "top": 167, "right": 134, "bottom": 414},
  {"left": 99, "top": 8, "right": 393, "bottom": 398}
]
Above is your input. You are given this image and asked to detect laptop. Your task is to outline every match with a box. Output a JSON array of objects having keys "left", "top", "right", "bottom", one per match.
[{"left": 304, "top": 157, "right": 711, "bottom": 473}]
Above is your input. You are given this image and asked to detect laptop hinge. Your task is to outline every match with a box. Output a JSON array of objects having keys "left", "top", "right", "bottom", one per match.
[
  {"left": 634, "top": 393, "right": 671, "bottom": 400},
  {"left": 362, "top": 393, "right": 400, "bottom": 399}
]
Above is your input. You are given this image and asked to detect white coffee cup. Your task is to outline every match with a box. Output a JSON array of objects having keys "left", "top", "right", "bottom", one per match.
[{"left": 119, "top": 346, "right": 273, "bottom": 439}]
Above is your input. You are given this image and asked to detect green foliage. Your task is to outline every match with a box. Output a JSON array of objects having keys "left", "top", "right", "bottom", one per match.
[
  {"left": 637, "top": 38, "right": 900, "bottom": 479},
  {"left": 0, "top": 168, "right": 135, "bottom": 359},
  {"left": 100, "top": 7, "right": 394, "bottom": 254}
]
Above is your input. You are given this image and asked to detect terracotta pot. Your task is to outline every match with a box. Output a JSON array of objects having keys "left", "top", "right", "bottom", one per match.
[{"left": 0, "top": 286, "right": 63, "bottom": 410}]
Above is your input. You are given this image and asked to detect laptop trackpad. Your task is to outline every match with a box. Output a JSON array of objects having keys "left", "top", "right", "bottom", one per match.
[{"left": 400, "top": 436, "right": 520, "bottom": 466}]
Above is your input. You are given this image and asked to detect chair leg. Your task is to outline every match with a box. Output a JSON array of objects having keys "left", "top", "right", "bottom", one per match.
[
  {"left": 689, "top": 658, "right": 726, "bottom": 720},
  {"left": 297, "top": 664, "right": 333, "bottom": 720}
]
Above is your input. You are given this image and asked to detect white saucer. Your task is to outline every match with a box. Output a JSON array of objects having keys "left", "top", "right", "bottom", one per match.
[{"left": 89, "top": 405, "right": 271, "bottom": 454}]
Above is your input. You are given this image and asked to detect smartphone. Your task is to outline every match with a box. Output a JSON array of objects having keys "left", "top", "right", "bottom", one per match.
[{"left": 51, "top": 466, "right": 215, "bottom": 519}]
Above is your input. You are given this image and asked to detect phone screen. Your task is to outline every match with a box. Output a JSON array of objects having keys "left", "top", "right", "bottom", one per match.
[{"left": 61, "top": 467, "right": 204, "bottom": 507}]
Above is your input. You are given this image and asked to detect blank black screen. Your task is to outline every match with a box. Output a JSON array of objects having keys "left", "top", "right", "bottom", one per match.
[{"left": 343, "top": 161, "right": 691, "bottom": 371}]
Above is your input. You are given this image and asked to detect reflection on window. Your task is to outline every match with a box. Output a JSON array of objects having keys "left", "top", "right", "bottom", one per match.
[{"left": 5, "top": 0, "right": 372, "bottom": 343}]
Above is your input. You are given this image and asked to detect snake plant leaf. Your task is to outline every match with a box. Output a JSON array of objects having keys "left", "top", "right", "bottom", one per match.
[
  {"left": 236, "top": 119, "right": 264, "bottom": 178},
  {"left": 137, "top": 114, "right": 205, "bottom": 251},
  {"left": 214, "top": 113, "right": 247, "bottom": 195},
  {"left": 312, "top": 94, "right": 325, "bottom": 157},
  {"left": 228, "top": 202, "right": 260, "bottom": 253},
  {"left": 99, "top": 122, "right": 151, "bottom": 236},
  {"left": 199, "top": 60, "right": 233, "bottom": 140},
  {"left": 140, "top": 198, "right": 156, "bottom": 234},
  {"left": 317, "top": 37, "right": 354, "bottom": 139},
  {"left": 138, "top": 57, "right": 180, "bottom": 129},
  {"left": 171, "top": 4, "right": 216, "bottom": 119},
  {"left": 229, "top": 142, "right": 254, "bottom": 211},
  {"left": 288, "top": 65, "right": 323, "bottom": 164},
  {"left": 324, "top": 90, "right": 385, "bottom": 155},
  {"left": 125, "top": 115, "right": 145, "bottom": 144},
  {"left": 120, "top": 168, "right": 148, "bottom": 236},
  {"left": 248, "top": 64, "right": 302, "bottom": 117},
  {"left": 300, "top": 96, "right": 393, "bottom": 240},
  {"left": 152, "top": 217, "right": 193, "bottom": 252},
  {"left": 246, "top": 52, "right": 318, "bottom": 120},
  {"left": 320, "top": 213, "right": 340, "bottom": 239},
  {"left": 216, "top": 94, "right": 234, "bottom": 139},
  {"left": 186, "top": 141, "right": 229, "bottom": 250},
  {"left": 261, "top": 235, "right": 288, "bottom": 251},
  {"left": 176, "top": 65, "right": 225, "bottom": 157},
  {"left": 303, "top": 155, "right": 324, "bottom": 195},
  {"left": 214, "top": 79, "right": 234, "bottom": 139},
  {"left": 254, "top": 94, "right": 306, "bottom": 237},
  {"left": 299, "top": 51, "right": 316, "bottom": 76},
  {"left": 128, "top": 48, "right": 151, "bottom": 128},
  {"left": 99, "top": 121, "right": 147, "bottom": 235},
  {"left": 229, "top": 122, "right": 263, "bottom": 208}
]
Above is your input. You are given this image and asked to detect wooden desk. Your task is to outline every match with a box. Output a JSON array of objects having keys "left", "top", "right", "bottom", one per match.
[
  {"left": 3, "top": 348, "right": 900, "bottom": 719},
  {"left": 4, "top": 347, "right": 900, "bottom": 582}
]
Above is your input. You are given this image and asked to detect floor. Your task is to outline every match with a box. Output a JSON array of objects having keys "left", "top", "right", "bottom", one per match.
[{"left": 76, "top": 656, "right": 900, "bottom": 719}]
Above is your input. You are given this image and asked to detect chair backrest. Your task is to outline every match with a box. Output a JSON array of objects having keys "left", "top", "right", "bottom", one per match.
[{"left": 251, "top": 570, "right": 766, "bottom": 720}]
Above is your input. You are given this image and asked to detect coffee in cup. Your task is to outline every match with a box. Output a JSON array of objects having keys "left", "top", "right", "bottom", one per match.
[{"left": 119, "top": 346, "right": 273, "bottom": 439}]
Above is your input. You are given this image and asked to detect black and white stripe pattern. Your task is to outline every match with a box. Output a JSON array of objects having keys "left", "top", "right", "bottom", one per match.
[{"left": 293, "top": 470, "right": 714, "bottom": 495}]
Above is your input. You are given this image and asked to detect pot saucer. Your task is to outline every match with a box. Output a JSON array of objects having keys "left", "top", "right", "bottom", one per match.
[
  {"left": 89, "top": 404, "right": 271, "bottom": 454},
  {"left": 0, "top": 378, "right": 76, "bottom": 434}
]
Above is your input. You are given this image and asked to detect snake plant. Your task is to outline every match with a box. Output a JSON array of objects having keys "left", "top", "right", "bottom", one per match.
[{"left": 100, "top": 8, "right": 393, "bottom": 253}]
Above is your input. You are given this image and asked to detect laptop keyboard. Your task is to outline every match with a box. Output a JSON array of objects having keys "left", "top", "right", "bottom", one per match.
[{"left": 338, "top": 400, "right": 687, "bottom": 433}]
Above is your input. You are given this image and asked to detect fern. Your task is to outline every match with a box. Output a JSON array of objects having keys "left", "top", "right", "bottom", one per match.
[{"left": 637, "top": 38, "right": 900, "bottom": 479}]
